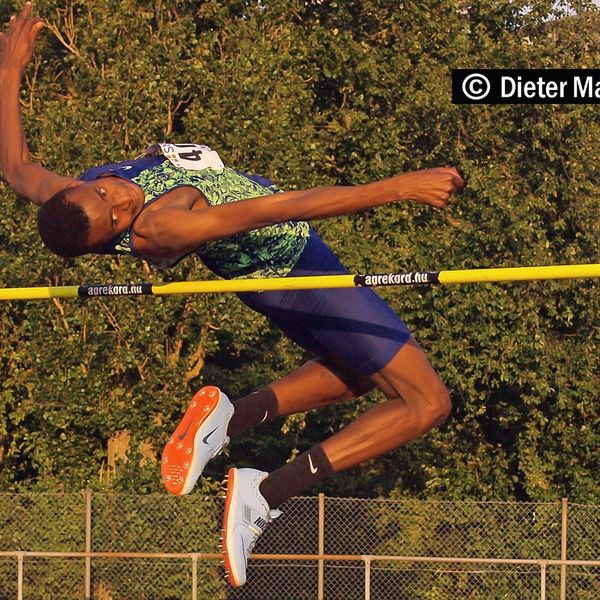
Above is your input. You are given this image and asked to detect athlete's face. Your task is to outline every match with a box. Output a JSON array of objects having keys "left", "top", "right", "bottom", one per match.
[{"left": 67, "top": 176, "right": 145, "bottom": 248}]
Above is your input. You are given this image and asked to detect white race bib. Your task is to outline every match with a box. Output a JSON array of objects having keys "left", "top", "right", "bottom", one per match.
[{"left": 158, "top": 143, "right": 224, "bottom": 171}]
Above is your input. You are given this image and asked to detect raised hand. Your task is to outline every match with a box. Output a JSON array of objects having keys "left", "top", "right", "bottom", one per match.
[
  {"left": 396, "top": 167, "right": 465, "bottom": 209},
  {"left": 0, "top": 2, "right": 44, "bottom": 74}
]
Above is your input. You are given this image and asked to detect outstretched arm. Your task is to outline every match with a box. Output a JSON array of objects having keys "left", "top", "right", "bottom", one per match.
[
  {"left": 0, "top": 2, "right": 78, "bottom": 205},
  {"left": 134, "top": 167, "right": 464, "bottom": 259}
]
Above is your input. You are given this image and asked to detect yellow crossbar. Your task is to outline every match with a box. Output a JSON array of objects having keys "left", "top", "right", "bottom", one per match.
[
  {"left": 436, "top": 263, "right": 600, "bottom": 284},
  {"left": 0, "top": 264, "right": 598, "bottom": 301}
]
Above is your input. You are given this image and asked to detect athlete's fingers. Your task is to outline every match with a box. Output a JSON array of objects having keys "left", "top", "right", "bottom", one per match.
[
  {"left": 451, "top": 172, "right": 465, "bottom": 190},
  {"left": 451, "top": 169, "right": 463, "bottom": 182},
  {"left": 20, "top": 2, "right": 34, "bottom": 22},
  {"left": 24, "top": 17, "right": 44, "bottom": 37},
  {"left": 28, "top": 19, "right": 44, "bottom": 43},
  {"left": 32, "top": 19, "right": 44, "bottom": 33},
  {"left": 440, "top": 167, "right": 463, "bottom": 190},
  {"left": 14, "top": 11, "right": 27, "bottom": 33},
  {"left": 452, "top": 176, "right": 465, "bottom": 190},
  {"left": 428, "top": 195, "right": 448, "bottom": 209},
  {"left": 11, "top": 3, "right": 33, "bottom": 36},
  {"left": 447, "top": 180, "right": 460, "bottom": 194}
]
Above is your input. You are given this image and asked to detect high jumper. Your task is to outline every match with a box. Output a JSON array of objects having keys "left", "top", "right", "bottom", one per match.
[{"left": 0, "top": 3, "right": 464, "bottom": 587}]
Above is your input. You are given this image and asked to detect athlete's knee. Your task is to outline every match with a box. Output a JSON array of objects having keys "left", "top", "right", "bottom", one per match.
[
  {"left": 406, "top": 382, "right": 451, "bottom": 433},
  {"left": 427, "top": 384, "right": 452, "bottom": 428}
]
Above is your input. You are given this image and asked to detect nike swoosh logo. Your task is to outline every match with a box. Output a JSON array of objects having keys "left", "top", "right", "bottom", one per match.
[
  {"left": 203, "top": 427, "right": 219, "bottom": 445},
  {"left": 308, "top": 454, "right": 318, "bottom": 474},
  {"left": 259, "top": 410, "right": 269, "bottom": 424}
]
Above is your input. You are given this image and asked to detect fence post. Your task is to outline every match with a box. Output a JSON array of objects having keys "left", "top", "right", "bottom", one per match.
[
  {"left": 85, "top": 489, "right": 92, "bottom": 600},
  {"left": 560, "top": 497, "right": 568, "bottom": 600},
  {"left": 363, "top": 556, "right": 371, "bottom": 600},
  {"left": 318, "top": 493, "right": 325, "bottom": 600},
  {"left": 191, "top": 554, "right": 198, "bottom": 600},
  {"left": 17, "top": 552, "right": 24, "bottom": 600},
  {"left": 540, "top": 561, "right": 547, "bottom": 600}
]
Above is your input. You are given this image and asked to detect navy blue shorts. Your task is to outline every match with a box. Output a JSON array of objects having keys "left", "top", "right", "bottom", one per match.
[{"left": 237, "top": 228, "right": 411, "bottom": 376}]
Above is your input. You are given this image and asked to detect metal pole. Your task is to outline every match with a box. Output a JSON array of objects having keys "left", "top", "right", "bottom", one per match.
[
  {"left": 363, "top": 556, "right": 371, "bottom": 600},
  {"left": 85, "top": 489, "right": 92, "bottom": 600},
  {"left": 2, "top": 550, "right": 599, "bottom": 566},
  {"left": 318, "top": 494, "right": 325, "bottom": 600},
  {"left": 191, "top": 555, "right": 198, "bottom": 600},
  {"left": 540, "top": 561, "right": 547, "bottom": 600},
  {"left": 560, "top": 498, "right": 568, "bottom": 600},
  {"left": 17, "top": 552, "right": 23, "bottom": 600},
  {"left": 1, "top": 263, "right": 599, "bottom": 301}
]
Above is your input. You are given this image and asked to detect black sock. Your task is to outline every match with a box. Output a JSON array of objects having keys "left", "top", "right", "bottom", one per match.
[
  {"left": 226, "top": 386, "right": 279, "bottom": 437},
  {"left": 259, "top": 444, "right": 335, "bottom": 509}
]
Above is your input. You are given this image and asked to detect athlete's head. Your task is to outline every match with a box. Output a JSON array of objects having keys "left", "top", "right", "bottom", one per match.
[
  {"left": 37, "top": 187, "right": 90, "bottom": 257},
  {"left": 37, "top": 176, "right": 144, "bottom": 257}
]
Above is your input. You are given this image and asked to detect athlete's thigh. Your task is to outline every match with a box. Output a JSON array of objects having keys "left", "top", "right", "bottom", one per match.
[{"left": 291, "top": 285, "right": 412, "bottom": 376}]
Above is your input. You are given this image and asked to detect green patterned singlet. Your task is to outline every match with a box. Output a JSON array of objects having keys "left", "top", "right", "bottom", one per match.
[{"left": 109, "top": 157, "right": 310, "bottom": 279}]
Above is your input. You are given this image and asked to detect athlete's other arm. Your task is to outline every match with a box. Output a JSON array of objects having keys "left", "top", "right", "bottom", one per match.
[
  {"left": 134, "top": 167, "right": 464, "bottom": 260},
  {"left": 0, "top": 3, "right": 79, "bottom": 206}
]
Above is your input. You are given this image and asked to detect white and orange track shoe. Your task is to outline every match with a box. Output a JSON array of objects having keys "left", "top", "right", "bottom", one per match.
[
  {"left": 161, "top": 386, "right": 234, "bottom": 496},
  {"left": 222, "top": 467, "right": 281, "bottom": 588}
]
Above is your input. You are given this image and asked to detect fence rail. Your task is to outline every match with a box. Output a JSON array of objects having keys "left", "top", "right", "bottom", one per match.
[
  {"left": 1, "top": 551, "right": 599, "bottom": 600},
  {"left": 0, "top": 492, "right": 598, "bottom": 599}
]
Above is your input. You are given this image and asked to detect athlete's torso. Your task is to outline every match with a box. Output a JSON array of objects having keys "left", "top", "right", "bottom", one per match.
[{"left": 80, "top": 144, "right": 310, "bottom": 278}]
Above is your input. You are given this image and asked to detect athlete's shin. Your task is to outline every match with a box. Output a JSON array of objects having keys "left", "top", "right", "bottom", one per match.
[
  {"left": 226, "top": 386, "right": 279, "bottom": 437},
  {"left": 258, "top": 444, "right": 335, "bottom": 509}
]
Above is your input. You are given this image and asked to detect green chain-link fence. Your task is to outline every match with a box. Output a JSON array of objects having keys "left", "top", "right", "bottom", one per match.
[{"left": 0, "top": 493, "right": 598, "bottom": 599}]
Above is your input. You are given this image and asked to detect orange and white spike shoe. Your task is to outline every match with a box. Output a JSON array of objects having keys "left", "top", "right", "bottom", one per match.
[
  {"left": 161, "top": 386, "right": 234, "bottom": 496},
  {"left": 222, "top": 467, "right": 281, "bottom": 588}
]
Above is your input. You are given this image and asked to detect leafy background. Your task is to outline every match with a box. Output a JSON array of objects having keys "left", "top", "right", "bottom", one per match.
[{"left": 0, "top": 0, "right": 598, "bottom": 503}]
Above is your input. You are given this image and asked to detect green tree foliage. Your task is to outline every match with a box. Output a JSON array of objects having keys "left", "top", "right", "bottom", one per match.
[{"left": 0, "top": 0, "right": 598, "bottom": 502}]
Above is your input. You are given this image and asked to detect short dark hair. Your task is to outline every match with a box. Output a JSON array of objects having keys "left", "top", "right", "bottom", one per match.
[{"left": 37, "top": 188, "right": 91, "bottom": 258}]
